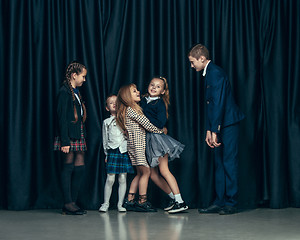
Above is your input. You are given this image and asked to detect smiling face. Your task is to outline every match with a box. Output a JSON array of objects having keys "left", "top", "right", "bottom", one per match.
[
  {"left": 148, "top": 78, "right": 165, "bottom": 97},
  {"left": 130, "top": 86, "right": 141, "bottom": 102},
  {"left": 106, "top": 95, "right": 117, "bottom": 115},
  {"left": 71, "top": 68, "right": 87, "bottom": 87}
]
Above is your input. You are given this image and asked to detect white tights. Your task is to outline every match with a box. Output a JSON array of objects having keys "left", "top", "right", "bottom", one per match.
[{"left": 103, "top": 173, "right": 127, "bottom": 206}]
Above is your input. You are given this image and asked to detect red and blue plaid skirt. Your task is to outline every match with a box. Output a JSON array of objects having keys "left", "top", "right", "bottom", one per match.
[{"left": 54, "top": 122, "right": 87, "bottom": 152}]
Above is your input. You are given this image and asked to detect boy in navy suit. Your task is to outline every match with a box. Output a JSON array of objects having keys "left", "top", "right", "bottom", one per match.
[{"left": 188, "top": 44, "right": 244, "bottom": 215}]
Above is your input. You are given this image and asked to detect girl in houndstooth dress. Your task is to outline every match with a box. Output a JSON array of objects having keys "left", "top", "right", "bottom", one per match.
[{"left": 116, "top": 84, "right": 163, "bottom": 212}]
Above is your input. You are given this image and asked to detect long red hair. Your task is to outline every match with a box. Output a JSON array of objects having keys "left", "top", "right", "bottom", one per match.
[{"left": 116, "top": 84, "right": 143, "bottom": 131}]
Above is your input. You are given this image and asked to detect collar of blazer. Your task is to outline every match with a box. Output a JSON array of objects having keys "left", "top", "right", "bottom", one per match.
[
  {"left": 62, "top": 82, "right": 81, "bottom": 105},
  {"left": 204, "top": 62, "right": 217, "bottom": 84},
  {"left": 205, "top": 61, "right": 214, "bottom": 74}
]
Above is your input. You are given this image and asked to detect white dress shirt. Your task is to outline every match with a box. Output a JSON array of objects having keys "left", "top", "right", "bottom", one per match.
[
  {"left": 102, "top": 115, "right": 127, "bottom": 155},
  {"left": 202, "top": 60, "right": 211, "bottom": 76},
  {"left": 145, "top": 96, "right": 160, "bottom": 103},
  {"left": 74, "top": 92, "right": 83, "bottom": 116}
]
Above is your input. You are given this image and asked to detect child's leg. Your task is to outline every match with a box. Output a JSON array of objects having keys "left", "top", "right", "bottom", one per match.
[
  {"left": 134, "top": 166, "right": 157, "bottom": 212},
  {"left": 99, "top": 174, "right": 115, "bottom": 212},
  {"left": 150, "top": 166, "right": 176, "bottom": 211},
  {"left": 72, "top": 152, "right": 85, "bottom": 204},
  {"left": 158, "top": 154, "right": 180, "bottom": 195},
  {"left": 118, "top": 173, "right": 127, "bottom": 211},
  {"left": 123, "top": 171, "right": 138, "bottom": 211},
  {"left": 61, "top": 151, "right": 85, "bottom": 214},
  {"left": 127, "top": 172, "right": 140, "bottom": 201},
  {"left": 158, "top": 154, "right": 186, "bottom": 204},
  {"left": 150, "top": 167, "right": 172, "bottom": 194},
  {"left": 118, "top": 173, "right": 127, "bottom": 206},
  {"left": 159, "top": 154, "right": 188, "bottom": 213},
  {"left": 61, "top": 152, "right": 75, "bottom": 210},
  {"left": 136, "top": 165, "right": 151, "bottom": 203},
  {"left": 103, "top": 174, "right": 116, "bottom": 204}
]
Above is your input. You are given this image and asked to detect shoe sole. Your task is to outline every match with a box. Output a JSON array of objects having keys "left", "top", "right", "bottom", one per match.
[
  {"left": 98, "top": 209, "right": 108, "bottom": 212},
  {"left": 62, "top": 211, "right": 84, "bottom": 215},
  {"left": 168, "top": 206, "right": 188, "bottom": 214},
  {"left": 134, "top": 207, "right": 157, "bottom": 212},
  {"left": 219, "top": 211, "right": 237, "bottom": 215},
  {"left": 124, "top": 206, "right": 136, "bottom": 211},
  {"left": 198, "top": 210, "right": 220, "bottom": 214},
  {"left": 164, "top": 204, "right": 175, "bottom": 211},
  {"left": 118, "top": 209, "right": 127, "bottom": 212}
]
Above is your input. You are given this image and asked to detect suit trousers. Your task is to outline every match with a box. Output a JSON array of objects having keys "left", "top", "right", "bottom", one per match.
[{"left": 213, "top": 123, "right": 239, "bottom": 207}]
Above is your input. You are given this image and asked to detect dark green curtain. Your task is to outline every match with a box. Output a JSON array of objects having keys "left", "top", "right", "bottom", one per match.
[{"left": 0, "top": 0, "right": 299, "bottom": 210}]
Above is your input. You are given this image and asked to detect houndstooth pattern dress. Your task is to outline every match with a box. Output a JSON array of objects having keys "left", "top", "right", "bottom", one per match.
[{"left": 125, "top": 107, "right": 163, "bottom": 167}]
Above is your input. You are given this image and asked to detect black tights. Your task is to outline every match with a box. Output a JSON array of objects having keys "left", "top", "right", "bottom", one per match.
[{"left": 61, "top": 151, "right": 85, "bottom": 208}]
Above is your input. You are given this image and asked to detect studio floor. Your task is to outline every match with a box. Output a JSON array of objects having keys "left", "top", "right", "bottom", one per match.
[{"left": 0, "top": 208, "right": 299, "bottom": 240}]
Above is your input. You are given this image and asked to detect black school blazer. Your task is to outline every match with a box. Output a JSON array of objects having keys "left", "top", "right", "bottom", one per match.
[{"left": 56, "top": 83, "right": 86, "bottom": 147}]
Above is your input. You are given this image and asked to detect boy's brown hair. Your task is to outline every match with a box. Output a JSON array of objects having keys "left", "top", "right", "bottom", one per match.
[{"left": 188, "top": 44, "right": 210, "bottom": 60}]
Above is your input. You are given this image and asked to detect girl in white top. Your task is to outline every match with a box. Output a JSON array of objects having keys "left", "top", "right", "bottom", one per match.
[{"left": 99, "top": 95, "right": 134, "bottom": 212}]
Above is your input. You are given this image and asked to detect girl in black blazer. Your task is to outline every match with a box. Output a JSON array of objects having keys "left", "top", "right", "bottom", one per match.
[{"left": 54, "top": 61, "right": 87, "bottom": 215}]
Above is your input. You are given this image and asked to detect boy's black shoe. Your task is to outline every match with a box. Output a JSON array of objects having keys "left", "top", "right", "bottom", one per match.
[
  {"left": 135, "top": 201, "right": 157, "bottom": 212},
  {"left": 62, "top": 206, "right": 84, "bottom": 215},
  {"left": 219, "top": 206, "right": 237, "bottom": 215},
  {"left": 122, "top": 198, "right": 136, "bottom": 211},
  {"left": 74, "top": 204, "right": 87, "bottom": 214},
  {"left": 164, "top": 198, "right": 175, "bottom": 211},
  {"left": 198, "top": 204, "right": 222, "bottom": 214},
  {"left": 78, "top": 208, "right": 87, "bottom": 214},
  {"left": 168, "top": 201, "right": 188, "bottom": 214}
]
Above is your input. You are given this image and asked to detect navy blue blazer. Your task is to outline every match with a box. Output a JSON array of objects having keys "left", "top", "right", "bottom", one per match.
[
  {"left": 140, "top": 97, "right": 166, "bottom": 129},
  {"left": 204, "top": 62, "right": 244, "bottom": 133}
]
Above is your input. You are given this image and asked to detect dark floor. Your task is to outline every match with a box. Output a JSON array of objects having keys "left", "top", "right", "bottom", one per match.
[{"left": 0, "top": 208, "right": 300, "bottom": 240}]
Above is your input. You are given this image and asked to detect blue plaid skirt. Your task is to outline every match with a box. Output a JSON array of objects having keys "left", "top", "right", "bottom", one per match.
[{"left": 106, "top": 148, "right": 134, "bottom": 174}]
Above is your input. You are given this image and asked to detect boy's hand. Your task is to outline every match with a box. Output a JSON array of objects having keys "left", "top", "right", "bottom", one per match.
[
  {"left": 205, "top": 131, "right": 214, "bottom": 148},
  {"left": 212, "top": 132, "right": 221, "bottom": 147},
  {"left": 105, "top": 157, "right": 107, "bottom": 163}
]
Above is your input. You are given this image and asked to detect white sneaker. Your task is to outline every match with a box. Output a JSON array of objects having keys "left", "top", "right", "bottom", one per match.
[
  {"left": 117, "top": 204, "right": 127, "bottom": 212},
  {"left": 99, "top": 203, "right": 109, "bottom": 212}
]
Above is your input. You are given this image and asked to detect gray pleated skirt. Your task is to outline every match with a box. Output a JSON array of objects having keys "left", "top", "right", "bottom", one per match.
[{"left": 146, "top": 133, "right": 185, "bottom": 167}]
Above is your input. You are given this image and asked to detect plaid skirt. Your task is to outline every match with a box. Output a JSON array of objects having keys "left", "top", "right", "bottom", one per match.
[
  {"left": 53, "top": 122, "right": 87, "bottom": 152},
  {"left": 106, "top": 148, "right": 134, "bottom": 174}
]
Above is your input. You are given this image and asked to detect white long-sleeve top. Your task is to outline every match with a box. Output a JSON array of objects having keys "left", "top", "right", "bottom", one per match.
[{"left": 102, "top": 115, "right": 127, "bottom": 155}]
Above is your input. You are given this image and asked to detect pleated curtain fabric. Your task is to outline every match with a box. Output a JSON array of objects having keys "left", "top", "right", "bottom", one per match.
[{"left": 0, "top": 0, "right": 299, "bottom": 210}]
